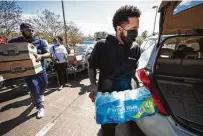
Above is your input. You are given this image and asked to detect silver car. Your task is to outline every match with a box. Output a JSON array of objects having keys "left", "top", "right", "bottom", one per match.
[{"left": 135, "top": 1, "right": 203, "bottom": 136}]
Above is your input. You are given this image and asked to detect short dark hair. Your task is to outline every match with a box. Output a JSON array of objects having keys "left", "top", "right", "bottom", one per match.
[
  {"left": 113, "top": 5, "right": 141, "bottom": 31},
  {"left": 56, "top": 36, "right": 63, "bottom": 42},
  {"left": 20, "top": 23, "right": 34, "bottom": 30}
]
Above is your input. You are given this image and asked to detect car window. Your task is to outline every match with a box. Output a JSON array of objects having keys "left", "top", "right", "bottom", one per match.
[
  {"left": 187, "top": 43, "right": 200, "bottom": 51},
  {"left": 160, "top": 44, "right": 175, "bottom": 58},
  {"left": 173, "top": 1, "right": 203, "bottom": 15},
  {"left": 162, "top": 44, "right": 176, "bottom": 50},
  {"left": 75, "top": 45, "right": 87, "bottom": 55},
  {"left": 140, "top": 39, "right": 156, "bottom": 51},
  {"left": 137, "top": 40, "right": 156, "bottom": 69},
  {"left": 140, "top": 40, "right": 147, "bottom": 50},
  {"left": 82, "top": 41, "right": 96, "bottom": 44},
  {"left": 159, "top": 36, "right": 202, "bottom": 59}
]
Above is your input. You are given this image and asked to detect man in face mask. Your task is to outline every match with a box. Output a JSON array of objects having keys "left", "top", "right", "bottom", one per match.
[
  {"left": 88, "top": 5, "right": 142, "bottom": 136},
  {"left": 8, "top": 23, "right": 51, "bottom": 119}
]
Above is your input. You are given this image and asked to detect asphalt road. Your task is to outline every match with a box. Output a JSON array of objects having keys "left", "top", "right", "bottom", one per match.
[{"left": 0, "top": 71, "right": 145, "bottom": 136}]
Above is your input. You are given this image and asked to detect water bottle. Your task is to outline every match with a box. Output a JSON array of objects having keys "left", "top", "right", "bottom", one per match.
[
  {"left": 124, "top": 89, "right": 137, "bottom": 121},
  {"left": 134, "top": 87, "right": 152, "bottom": 100},
  {"left": 104, "top": 92, "right": 112, "bottom": 102},
  {"left": 96, "top": 92, "right": 106, "bottom": 124},
  {"left": 125, "top": 88, "right": 156, "bottom": 121},
  {"left": 96, "top": 92, "right": 113, "bottom": 124},
  {"left": 124, "top": 89, "right": 136, "bottom": 101},
  {"left": 108, "top": 91, "right": 125, "bottom": 123}
]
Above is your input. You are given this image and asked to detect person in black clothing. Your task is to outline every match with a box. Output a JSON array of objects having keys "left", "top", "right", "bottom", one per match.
[{"left": 89, "top": 5, "right": 142, "bottom": 136}]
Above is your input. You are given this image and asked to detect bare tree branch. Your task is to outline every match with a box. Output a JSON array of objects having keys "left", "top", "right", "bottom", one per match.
[
  {"left": 0, "top": 1, "right": 22, "bottom": 40},
  {"left": 94, "top": 31, "right": 108, "bottom": 39},
  {"left": 27, "top": 9, "right": 64, "bottom": 40}
]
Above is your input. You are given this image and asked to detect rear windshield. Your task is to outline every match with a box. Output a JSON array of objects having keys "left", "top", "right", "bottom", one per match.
[
  {"left": 140, "top": 38, "right": 156, "bottom": 51},
  {"left": 159, "top": 36, "right": 203, "bottom": 59}
]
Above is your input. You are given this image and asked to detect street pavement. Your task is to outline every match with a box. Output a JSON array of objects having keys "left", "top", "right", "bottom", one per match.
[{"left": 0, "top": 71, "right": 145, "bottom": 136}]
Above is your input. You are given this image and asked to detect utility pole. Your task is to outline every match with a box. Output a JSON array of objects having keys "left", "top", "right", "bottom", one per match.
[
  {"left": 152, "top": 6, "right": 158, "bottom": 35},
  {"left": 61, "top": 0, "right": 68, "bottom": 46}
]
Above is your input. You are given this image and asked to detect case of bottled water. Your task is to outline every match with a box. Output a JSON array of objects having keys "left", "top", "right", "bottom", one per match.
[{"left": 95, "top": 87, "right": 157, "bottom": 124}]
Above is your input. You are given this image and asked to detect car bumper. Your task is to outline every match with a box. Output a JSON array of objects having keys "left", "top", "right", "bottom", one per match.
[
  {"left": 136, "top": 114, "right": 198, "bottom": 136},
  {"left": 67, "top": 64, "right": 87, "bottom": 74}
]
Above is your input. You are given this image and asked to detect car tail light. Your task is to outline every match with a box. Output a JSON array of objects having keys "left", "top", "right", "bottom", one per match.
[
  {"left": 73, "top": 56, "right": 82, "bottom": 65},
  {"left": 137, "top": 68, "right": 168, "bottom": 115}
]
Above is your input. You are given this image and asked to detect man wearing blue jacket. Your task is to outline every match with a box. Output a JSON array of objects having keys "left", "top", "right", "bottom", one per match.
[{"left": 8, "top": 23, "right": 51, "bottom": 119}]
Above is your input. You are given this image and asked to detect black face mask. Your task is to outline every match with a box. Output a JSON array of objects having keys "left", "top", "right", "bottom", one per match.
[{"left": 121, "top": 29, "right": 138, "bottom": 46}]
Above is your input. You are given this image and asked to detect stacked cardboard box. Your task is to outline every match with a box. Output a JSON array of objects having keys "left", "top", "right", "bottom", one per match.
[{"left": 0, "top": 42, "right": 42, "bottom": 79}]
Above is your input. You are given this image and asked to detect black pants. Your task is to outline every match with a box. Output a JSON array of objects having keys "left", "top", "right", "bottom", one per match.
[
  {"left": 54, "top": 63, "right": 67, "bottom": 86},
  {"left": 101, "top": 123, "right": 117, "bottom": 136},
  {"left": 101, "top": 121, "right": 144, "bottom": 136}
]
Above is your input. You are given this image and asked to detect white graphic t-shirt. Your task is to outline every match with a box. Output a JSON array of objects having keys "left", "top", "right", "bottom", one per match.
[{"left": 50, "top": 45, "right": 68, "bottom": 63}]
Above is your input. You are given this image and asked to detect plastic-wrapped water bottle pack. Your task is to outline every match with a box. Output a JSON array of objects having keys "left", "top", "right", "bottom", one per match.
[{"left": 95, "top": 87, "right": 157, "bottom": 124}]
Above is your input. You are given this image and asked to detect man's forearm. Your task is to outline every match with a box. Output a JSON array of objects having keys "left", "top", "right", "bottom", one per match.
[
  {"left": 89, "top": 68, "right": 97, "bottom": 84},
  {"left": 41, "top": 53, "right": 51, "bottom": 59}
]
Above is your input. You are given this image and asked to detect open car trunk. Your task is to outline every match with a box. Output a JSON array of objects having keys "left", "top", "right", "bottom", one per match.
[
  {"left": 159, "top": 1, "right": 203, "bottom": 35},
  {"left": 155, "top": 1, "right": 203, "bottom": 134}
]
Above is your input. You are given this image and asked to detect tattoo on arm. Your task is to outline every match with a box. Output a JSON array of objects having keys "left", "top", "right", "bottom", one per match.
[{"left": 89, "top": 68, "right": 97, "bottom": 84}]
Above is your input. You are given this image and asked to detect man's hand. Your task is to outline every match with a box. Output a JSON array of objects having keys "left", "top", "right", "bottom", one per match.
[
  {"left": 88, "top": 84, "right": 98, "bottom": 102},
  {"left": 34, "top": 54, "right": 42, "bottom": 62}
]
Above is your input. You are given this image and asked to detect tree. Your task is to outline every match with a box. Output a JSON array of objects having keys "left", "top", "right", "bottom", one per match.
[
  {"left": 94, "top": 31, "right": 108, "bottom": 39},
  {"left": 66, "top": 22, "right": 84, "bottom": 46},
  {"left": 141, "top": 30, "right": 148, "bottom": 39},
  {"left": 35, "top": 32, "right": 53, "bottom": 43},
  {"left": 27, "top": 9, "right": 63, "bottom": 40},
  {"left": 7, "top": 32, "right": 21, "bottom": 40},
  {"left": 83, "top": 34, "right": 95, "bottom": 41},
  {"left": 27, "top": 10, "right": 84, "bottom": 46},
  {"left": 0, "top": 1, "right": 22, "bottom": 41}
]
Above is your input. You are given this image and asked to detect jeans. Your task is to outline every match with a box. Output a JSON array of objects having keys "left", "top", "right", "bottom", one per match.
[{"left": 25, "top": 71, "right": 48, "bottom": 109}]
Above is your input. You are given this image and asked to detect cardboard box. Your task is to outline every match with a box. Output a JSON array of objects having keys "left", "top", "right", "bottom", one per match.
[
  {"left": 0, "top": 59, "right": 42, "bottom": 79},
  {"left": 0, "top": 42, "right": 37, "bottom": 62}
]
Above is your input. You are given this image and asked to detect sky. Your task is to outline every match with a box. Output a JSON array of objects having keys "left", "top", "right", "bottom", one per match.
[{"left": 16, "top": 0, "right": 161, "bottom": 36}]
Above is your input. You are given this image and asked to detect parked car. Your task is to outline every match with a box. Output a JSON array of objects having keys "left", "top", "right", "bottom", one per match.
[
  {"left": 0, "top": 37, "right": 6, "bottom": 44},
  {"left": 135, "top": 1, "right": 203, "bottom": 136},
  {"left": 67, "top": 41, "right": 96, "bottom": 74}
]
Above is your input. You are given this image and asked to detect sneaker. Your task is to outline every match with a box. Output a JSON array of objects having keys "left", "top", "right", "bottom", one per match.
[
  {"left": 64, "top": 83, "right": 71, "bottom": 87},
  {"left": 40, "top": 95, "right": 45, "bottom": 102},
  {"left": 58, "top": 85, "right": 63, "bottom": 91},
  {"left": 37, "top": 108, "right": 45, "bottom": 119}
]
